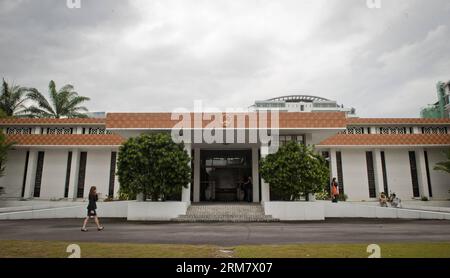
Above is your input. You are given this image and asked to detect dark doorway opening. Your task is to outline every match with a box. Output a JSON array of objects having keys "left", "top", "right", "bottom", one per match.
[{"left": 200, "top": 150, "right": 252, "bottom": 202}]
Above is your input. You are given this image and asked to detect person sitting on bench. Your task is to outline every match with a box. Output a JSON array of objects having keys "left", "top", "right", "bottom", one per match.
[{"left": 379, "top": 192, "right": 388, "bottom": 207}]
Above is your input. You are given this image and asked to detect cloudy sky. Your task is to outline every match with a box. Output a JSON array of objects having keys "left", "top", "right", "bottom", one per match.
[{"left": 0, "top": 0, "right": 449, "bottom": 117}]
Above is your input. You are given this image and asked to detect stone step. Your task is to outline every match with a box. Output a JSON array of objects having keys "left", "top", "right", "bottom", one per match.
[
  {"left": 173, "top": 215, "right": 279, "bottom": 223},
  {"left": 173, "top": 204, "right": 279, "bottom": 222}
]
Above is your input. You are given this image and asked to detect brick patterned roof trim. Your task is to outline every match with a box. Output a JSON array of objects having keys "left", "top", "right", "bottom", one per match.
[
  {"left": 347, "top": 118, "right": 450, "bottom": 125},
  {"left": 0, "top": 118, "right": 106, "bottom": 126},
  {"left": 6, "top": 134, "right": 125, "bottom": 146},
  {"left": 317, "top": 134, "right": 450, "bottom": 147},
  {"left": 106, "top": 112, "right": 347, "bottom": 129}
]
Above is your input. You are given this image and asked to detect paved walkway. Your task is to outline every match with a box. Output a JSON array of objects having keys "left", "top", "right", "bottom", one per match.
[{"left": 0, "top": 219, "right": 450, "bottom": 246}]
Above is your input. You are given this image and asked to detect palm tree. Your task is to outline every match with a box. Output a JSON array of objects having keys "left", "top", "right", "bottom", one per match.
[
  {"left": 26, "top": 80, "right": 90, "bottom": 118},
  {"left": 0, "top": 78, "right": 37, "bottom": 117},
  {"left": 434, "top": 149, "right": 450, "bottom": 174},
  {"left": 0, "top": 131, "right": 14, "bottom": 178}
]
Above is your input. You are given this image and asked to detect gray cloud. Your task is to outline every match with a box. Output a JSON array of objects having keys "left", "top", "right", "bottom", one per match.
[{"left": 0, "top": 0, "right": 449, "bottom": 117}]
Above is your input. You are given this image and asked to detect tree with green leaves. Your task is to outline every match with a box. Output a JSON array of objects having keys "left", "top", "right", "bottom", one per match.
[
  {"left": 26, "top": 80, "right": 90, "bottom": 118},
  {"left": 260, "top": 141, "right": 329, "bottom": 201},
  {"left": 0, "top": 78, "right": 37, "bottom": 117},
  {"left": 434, "top": 149, "right": 450, "bottom": 174},
  {"left": 0, "top": 130, "right": 14, "bottom": 195},
  {"left": 117, "top": 133, "right": 191, "bottom": 201}
]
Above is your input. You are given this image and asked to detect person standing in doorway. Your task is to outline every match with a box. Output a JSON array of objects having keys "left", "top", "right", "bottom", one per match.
[
  {"left": 331, "top": 178, "right": 340, "bottom": 203},
  {"left": 243, "top": 176, "right": 253, "bottom": 203},
  {"left": 81, "top": 186, "right": 104, "bottom": 232}
]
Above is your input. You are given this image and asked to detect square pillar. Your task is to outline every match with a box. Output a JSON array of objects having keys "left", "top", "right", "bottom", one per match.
[
  {"left": 329, "top": 149, "right": 338, "bottom": 185},
  {"left": 193, "top": 147, "right": 201, "bottom": 202},
  {"left": 182, "top": 143, "right": 192, "bottom": 203},
  {"left": 373, "top": 149, "right": 385, "bottom": 196},
  {"left": 260, "top": 145, "right": 270, "bottom": 203},
  {"left": 22, "top": 150, "right": 38, "bottom": 198},
  {"left": 114, "top": 151, "right": 120, "bottom": 199},
  {"left": 67, "top": 150, "right": 80, "bottom": 200},
  {"left": 252, "top": 146, "right": 260, "bottom": 203},
  {"left": 416, "top": 149, "right": 430, "bottom": 198}
]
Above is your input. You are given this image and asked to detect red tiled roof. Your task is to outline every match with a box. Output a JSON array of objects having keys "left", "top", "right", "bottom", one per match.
[
  {"left": 0, "top": 118, "right": 106, "bottom": 126},
  {"left": 347, "top": 118, "right": 450, "bottom": 125},
  {"left": 6, "top": 134, "right": 124, "bottom": 146},
  {"left": 106, "top": 112, "right": 347, "bottom": 129},
  {"left": 317, "top": 134, "right": 450, "bottom": 147}
]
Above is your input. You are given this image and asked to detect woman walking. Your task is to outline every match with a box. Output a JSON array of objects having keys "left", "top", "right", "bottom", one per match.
[{"left": 81, "top": 186, "right": 104, "bottom": 232}]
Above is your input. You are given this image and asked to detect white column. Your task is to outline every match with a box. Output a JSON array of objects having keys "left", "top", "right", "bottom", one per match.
[
  {"left": 76, "top": 127, "right": 83, "bottom": 134},
  {"left": 252, "top": 146, "right": 260, "bottom": 203},
  {"left": 260, "top": 145, "right": 270, "bottom": 203},
  {"left": 373, "top": 149, "right": 385, "bottom": 195},
  {"left": 67, "top": 150, "right": 80, "bottom": 200},
  {"left": 114, "top": 151, "right": 120, "bottom": 199},
  {"left": 182, "top": 143, "right": 192, "bottom": 203},
  {"left": 330, "top": 149, "right": 338, "bottom": 184},
  {"left": 22, "top": 150, "right": 38, "bottom": 198},
  {"left": 193, "top": 147, "right": 201, "bottom": 202},
  {"left": 416, "top": 149, "right": 430, "bottom": 198}
]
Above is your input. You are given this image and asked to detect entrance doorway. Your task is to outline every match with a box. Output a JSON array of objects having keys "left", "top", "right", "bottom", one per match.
[{"left": 200, "top": 150, "right": 252, "bottom": 202}]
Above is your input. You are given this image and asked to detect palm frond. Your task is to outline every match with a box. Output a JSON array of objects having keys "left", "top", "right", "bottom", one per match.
[{"left": 27, "top": 89, "right": 55, "bottom": 117}]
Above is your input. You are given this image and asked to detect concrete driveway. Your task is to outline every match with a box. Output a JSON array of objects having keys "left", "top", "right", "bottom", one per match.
[{"left": 0, "top": 218, "right": 450, "bottom": 246}]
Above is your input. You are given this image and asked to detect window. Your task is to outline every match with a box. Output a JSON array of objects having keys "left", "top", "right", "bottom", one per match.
[
  {"left": 336, "top": 151, "right": 344, "bottom": 194},
  {"left": 33, "top": 152, "right": 45, "bottom": 198},
  {"left": 381, "top": 151, "right": 389, "bottom": 194},
  {"left": 64, "top": 152, "right": 72, "bottom": 198},
  {"left": 421, "top": 127, "right": 448, "bottom": 135},
  {"left": 76, "top": 152, "right": 87, "bottom": 198},
  {"left": 88, "top": 128, "right": 112, "bottom": 135},
  {"left": 279, "top": 135, "right": 305, "bottom": 145},
  {"left": 409, "top": 151, "right": 420, "bottom": 198},
  {"left": 21, "top": 151, "right": 30, "bottom": 198},
  {"left": 47, "top": 127, "right": 73, "bottom": 135},
  {"left": 366, "top": 152, "right": 376, "bottom": 198},
  {"left": 424, "top": 151, "right": 432, "bottom": 197},
  {"left": 380, "top": 127, "right": 407, "bottom": 134},
  {"left": 108, "top": 152, "right": 117, "bottom": 198},
  {"left": 6, "top": 127, "right": 32, "bottom": 135},
  {"left": 342, "top": 127, "right": 364, "bottom": 134}
]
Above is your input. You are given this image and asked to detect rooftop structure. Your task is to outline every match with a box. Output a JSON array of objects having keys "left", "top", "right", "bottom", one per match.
[{"left": 250, "top": 95, "right": 357, "bottom": 116}]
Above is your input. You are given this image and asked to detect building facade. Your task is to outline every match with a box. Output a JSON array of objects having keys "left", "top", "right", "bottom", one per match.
[
  {"left": 421, "top": 81, "right": 450, "bottom": 119},
  {"left": 1, "top": 109, "right": 449, "bottom": 203}
]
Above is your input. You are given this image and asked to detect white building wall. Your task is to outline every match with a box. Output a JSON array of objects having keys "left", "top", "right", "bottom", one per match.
[
  {"left": 427, "top": 148, "right": 450, "bottom": 200},
  {"left": 384, "top": 149, "right": 414, "bottom": 200},
  {"left": 0, "top": 150, "right": 27, "bottom": 198},
  {"left": 39, "top": 150, "right": 68, "bottom": 199},
  {"left": 341, "top": 149, "right": 370, "bottom": 201},
  {"left": 83, "top": 150, "right": 112, "bottom": 199}
]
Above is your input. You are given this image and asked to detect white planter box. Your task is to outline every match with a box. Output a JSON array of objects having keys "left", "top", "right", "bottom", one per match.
[
  {"left": 264, "top": 201, "right": 325, "bottom": 221},
  {"left": 127, "top": 201, "right": 188, "bottom": 221}
]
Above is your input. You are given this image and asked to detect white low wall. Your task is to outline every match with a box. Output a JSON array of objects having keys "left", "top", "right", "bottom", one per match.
[
  {"left": 127, "top": 201, "right": 188, "bottom": 221},
  {"left": 0, "top": 201, "right": 131, "bottom": 220},
  {"left": 324, "top": 202, "right": 450, "bottom": 220},
  {"left": 264, "top": 201, "right": 325, "bottom": 221},
  {"left": 263, "top": 201, "right": 450, "bottom": 221}
]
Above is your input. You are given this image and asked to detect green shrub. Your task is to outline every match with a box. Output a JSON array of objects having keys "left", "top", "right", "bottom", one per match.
[
  {"left": 315, "top": 190, "right": 331, "bottom": 201},
  {"left": 260, "top": 142, "right": 329, "bottom": 201},
  {"left": 117, "top": 133, "right": 191, "bottom": 201},
  {"left": 338, "top": 194, "right": 348, "bottom": 202}
]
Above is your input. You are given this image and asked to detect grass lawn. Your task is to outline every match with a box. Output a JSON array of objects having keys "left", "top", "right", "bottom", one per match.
[{"left": 0, "top": 241, "right": 449, "bottom": 258}]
